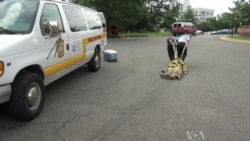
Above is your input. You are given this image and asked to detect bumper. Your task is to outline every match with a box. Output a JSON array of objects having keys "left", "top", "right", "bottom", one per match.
[{"left": 0, "top": 84, "right": 11, "bottom": 104}]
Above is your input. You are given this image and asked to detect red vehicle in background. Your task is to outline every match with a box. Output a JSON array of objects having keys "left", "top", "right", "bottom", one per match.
[
  {"left": 107, "top": 25, "right": 119, "bottom": 35},
  {"left": 171, "top": 22, "right": 196, "bottom": 36},
  {"left": 97, "top": 12, "right": 118, "bottom": 36}
]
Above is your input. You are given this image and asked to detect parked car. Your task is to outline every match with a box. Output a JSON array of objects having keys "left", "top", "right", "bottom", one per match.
[
  {"left": 211, "top": 29, "right": 234, "bottom": 35},
  {"left": 196, "top": 30, "right": 203, "bottom": 35},
  {"left": 210, "top": 31, "right": 218, "bottom": 34},
  {"left": 107, "top": 25, "right": 119, "bottom": 35}
]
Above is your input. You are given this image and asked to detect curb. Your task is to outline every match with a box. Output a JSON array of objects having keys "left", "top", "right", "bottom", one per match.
[{"left": 220, "top": 36, "right": 250, "bottom": 44}]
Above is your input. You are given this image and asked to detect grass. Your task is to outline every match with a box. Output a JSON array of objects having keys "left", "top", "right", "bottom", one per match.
[
  {"left": 108, "top": 31, "right": 172, "bottom": 38},
  {"left": 229, "top": 34, "right": 250, "bottom": 41}
]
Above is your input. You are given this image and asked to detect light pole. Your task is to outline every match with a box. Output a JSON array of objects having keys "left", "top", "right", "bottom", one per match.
[
  {"left": 231, "top": 0, "right": 237, "bottom": 38},
  {"left": 231, "top": 10, "right": 235, "bottom": 37}
]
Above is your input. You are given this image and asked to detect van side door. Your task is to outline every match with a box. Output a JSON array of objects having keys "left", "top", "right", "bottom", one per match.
[
  {"left": 61, "top": 5, "right": 88, "bottom": 63},
  {"left": 39, "top": 3, "right": 71, "bottom": 82}
]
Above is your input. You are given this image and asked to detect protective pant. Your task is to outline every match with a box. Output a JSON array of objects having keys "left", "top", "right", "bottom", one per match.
[
  {"left": 167, "top": 45, "right": 175, "bottom": 61},
  {"left": 177, "top": 42, "right": 187, "bottom": 61}
]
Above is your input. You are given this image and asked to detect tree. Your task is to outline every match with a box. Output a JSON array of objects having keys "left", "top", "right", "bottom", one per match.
[
  {"left": 161, "top": 9, "right": 179, "bottom": 31},
  {"left": 229, "top": 1, "right": 250, "bottom": 32},
  {"left": 238, "top": 2, "right": 250, "bottom": 25},
  {"left": 217, "top": 13, "right": 233, "bottom": 29},
  {"left": 146, "top": 0, "right": 180, "bottom": 31},
  {"left": 72, "top": 0, "right": 181, "bottom": 32},
  {"left": 196, "top": 13, "right": 235, "bottom": 32},
  {"left": 182, "top": 6, "right": 196, "bottom": 24},
  {"left": 72, "top": 0, "right": 93, "bottom": 7}
]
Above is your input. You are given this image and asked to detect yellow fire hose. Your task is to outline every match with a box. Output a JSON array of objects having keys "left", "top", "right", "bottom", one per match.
[{"left": 161, "top": 41, "right": 188, "bottom": 80}]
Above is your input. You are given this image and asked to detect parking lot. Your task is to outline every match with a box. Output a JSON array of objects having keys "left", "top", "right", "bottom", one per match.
[{"left": 1, "top": 35, "right": 250, "bottom": 141}]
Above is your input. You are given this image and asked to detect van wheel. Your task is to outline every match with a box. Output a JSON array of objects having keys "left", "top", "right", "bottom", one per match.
[
  {"left": 8, "top": 72, "right": 45, "bottom": 121},
  {"left": 88, "top": 48, "right": 100, "bottom": 72}
]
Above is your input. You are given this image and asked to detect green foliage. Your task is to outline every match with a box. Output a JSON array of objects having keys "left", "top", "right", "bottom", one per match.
[
  {"left": 182, "top": 6, "right": 197, "bottom": 24},
  {"left": 161, "top": 10, "right": 178, "bottom": 31},
  {"left": 72, "top": 0, "right": 180, "bottom": 33},
  {"left": 69, "top": 0, "right": 250, "bottom": 33},
  {"left": 230, "top": 34, "right": 250, "bottom": 41},
  {"left": 217, "top": 13, "right": 233, "bottom": 29},
  {"left": 237, "top": 2, "right": 250, "bottom": 25}
]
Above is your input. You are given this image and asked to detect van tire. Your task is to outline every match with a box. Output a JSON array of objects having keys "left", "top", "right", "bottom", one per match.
[
  {"left": 8, "top": 72, "right": 45, "bottom": 121},
  {"left": 88, "top": 48, "right": 100, "bottom": 72}
]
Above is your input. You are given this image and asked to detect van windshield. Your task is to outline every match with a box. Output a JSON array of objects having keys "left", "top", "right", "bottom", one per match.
[{"left": 0, "top": 0, "right": 38, "bottom": 34}]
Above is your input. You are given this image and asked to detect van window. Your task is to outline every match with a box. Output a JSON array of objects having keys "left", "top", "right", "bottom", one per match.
[
  {"left": 98, "top": 12, "right": 106, "bottom": 31},
  {"left": 0, "top": 0, "right": 38, "bottom": 33},
  {"left": 184, "top": 23, "right": 190, "bottom": 27},
  {"left": 62, "top": 5, "right": 87, "bottom": 32},
  {"left": 84, "top": 10, "right": 102, "bottom": 30},
  {"left": 40, "top": 3, "right": 64, "bottom": 35}
]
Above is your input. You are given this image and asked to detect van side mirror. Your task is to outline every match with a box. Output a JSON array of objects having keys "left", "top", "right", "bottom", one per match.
[{"left": 47, "top": 21, "right": 60, "bottom": 36}]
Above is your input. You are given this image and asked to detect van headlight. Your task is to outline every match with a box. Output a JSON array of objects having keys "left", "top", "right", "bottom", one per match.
[{"left": 0, "top": 61, "right": 4, "bottom": 77}]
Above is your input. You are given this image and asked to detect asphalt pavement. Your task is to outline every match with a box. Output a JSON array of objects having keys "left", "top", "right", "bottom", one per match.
[{"left": 1, "top": 35, "right": 250, "bottom": 141}]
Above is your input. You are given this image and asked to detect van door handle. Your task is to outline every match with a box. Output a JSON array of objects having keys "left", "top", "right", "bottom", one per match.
[{"left": 66, "top": 43, "right": 69, "bottom": 51}]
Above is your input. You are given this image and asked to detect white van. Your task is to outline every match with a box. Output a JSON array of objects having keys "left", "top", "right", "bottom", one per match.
[{"left": 0, "top": 0, "right": 107, "bottom": 120}]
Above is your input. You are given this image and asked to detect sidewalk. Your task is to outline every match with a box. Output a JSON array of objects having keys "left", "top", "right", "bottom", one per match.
[{"left": 220, "top": 36, "right": 250, "bottom": 44}]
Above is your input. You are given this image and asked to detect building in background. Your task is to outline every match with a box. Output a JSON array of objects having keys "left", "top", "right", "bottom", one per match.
[
  {"left": 178, "top": 0, "right": 190, "bottom": 21},
  {"left": 179, "top": 0, "right": 215, "bottom": 23},
  {"left": 193, "top": 8, "right": 214, "bottom": 23},
  {"left": 182, "top": 0, "right": 190, "bottom": 13}
]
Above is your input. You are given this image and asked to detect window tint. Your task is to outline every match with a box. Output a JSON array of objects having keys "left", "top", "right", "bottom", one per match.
[
  {"left": 84, "top": 10, "right": 102, "bottom": 30},
  {"left": 98, "top": 12, "right": 106, "bottom": 28},
  {"left": 40, "top": 3, "right": 64, "bottom": 35},
  {"left": 62, "top": 5, "right": 87, "bottom": 32},
  {"left": 184, "top": 23, "right": 191, "bottom": 27}
]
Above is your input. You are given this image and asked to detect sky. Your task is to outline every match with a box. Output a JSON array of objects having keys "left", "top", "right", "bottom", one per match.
[{"left": 180, "top": 0, "right": 235, "bottom": 16}]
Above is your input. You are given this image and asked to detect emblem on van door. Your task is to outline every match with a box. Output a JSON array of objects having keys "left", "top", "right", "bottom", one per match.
[
  {"left": 47, "top": 37, "right": 65, "bottom": 59},
  {"left": 56, "top": 38, "right": 64, "bottom": 58}
]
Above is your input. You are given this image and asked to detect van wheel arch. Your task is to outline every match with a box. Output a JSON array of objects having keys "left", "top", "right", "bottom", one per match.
[{"left": 18, "top": 65, "right": 45, "bottom": 80}]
